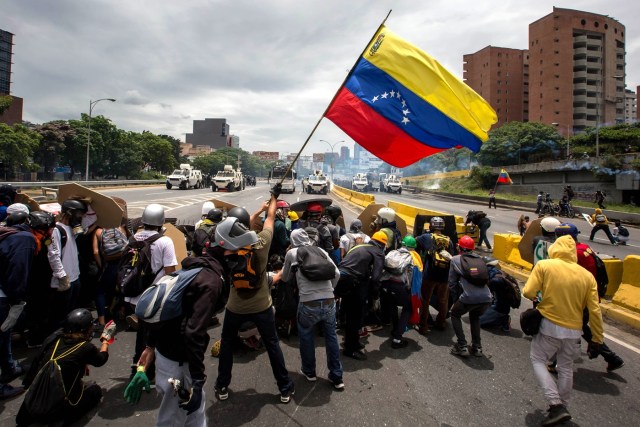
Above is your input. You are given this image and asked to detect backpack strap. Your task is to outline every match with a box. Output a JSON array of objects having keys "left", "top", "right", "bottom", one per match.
[{"left": 55, "top": 224, "right": 68, "bottom": 250}]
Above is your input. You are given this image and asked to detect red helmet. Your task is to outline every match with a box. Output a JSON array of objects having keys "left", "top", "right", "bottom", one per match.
[
  {"left": 307, "top": 202, "right": 323, "bottom": 213},
  {"left": 276, "top": 200, "right": 290, "bottom": 209},
  {"left": 458, "top": 235, "right": 475, "bottom": 251}
]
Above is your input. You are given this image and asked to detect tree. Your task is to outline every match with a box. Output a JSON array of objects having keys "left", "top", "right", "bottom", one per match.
[
  {"left": 136, "top": 131, "right": 176, "bottom": 173},
  {"left": 33, "top": 121, "right": 75, "bottom": 180},
  {"left": 0, "top": 95, "right": 13, "bottom": 115},
  {"left": 107, "top": 130, "right": 145, "bottom": 178},
  {"left": 0, "top": 123, "right": 41, "bottom": 180},
  {"left": 478, "top": 122, "right": 562, "bottom": 166},
  {"left": 158, "top": 134, "right": 184, "bottom": 166}
]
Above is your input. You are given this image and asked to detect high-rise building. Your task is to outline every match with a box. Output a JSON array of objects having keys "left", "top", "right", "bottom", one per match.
[
  {"left": 624, "top": 89, "right": 636, "bottom": 123},
  {"left": 340, "top": 145, "right": 350, "bottom": 161},
  {"left": 463, "top": 46, "right": 529, "bottom": 126},
  {"left": 229, "top": 134, "right": 240, "bottom": 148},
  {"left": 0, "top": 29, "right": 23, "bottom": 125},
  {"left": 529, "top": 7, "right": 625, "bottom": 135},
  {"left": 353, "top": 144, "right": 362, "bottom": 162},
  {"left": 185, "top": 118, "right": 230, "bottom": 149}
]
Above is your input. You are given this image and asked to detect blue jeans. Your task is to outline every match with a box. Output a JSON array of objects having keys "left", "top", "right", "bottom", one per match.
[
  {"left": 0, "top": 298, "right": 17, "bottom": 378},
  {"left": 216, "top": 307, "right": 293, "bottom": 394},
  {"left": 297, "top": 300, "right": 342, "bottom": 382},
  {"left": 479, "top": 305, "right": 509, "bottom": 330}
]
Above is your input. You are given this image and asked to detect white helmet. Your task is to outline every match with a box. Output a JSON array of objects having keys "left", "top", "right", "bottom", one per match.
[
  {"left": 201, "top": 201, "right": 215, "bottom": 216},
  {"left": 540, "top": 217, "right": 561, "bottom": 233},
  {"left": 377, "top": 207, "right": 396, "bottom": 224}
]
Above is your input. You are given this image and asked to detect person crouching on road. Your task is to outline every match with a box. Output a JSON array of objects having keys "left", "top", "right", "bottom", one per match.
[
  {"left": 334, "top": 231, "right": 386, "bottom": 361},
  {"left": 448, "top": 236, "right": 492, "bottom": 358},
  {"left": 523, "top": 235, "right": 604, "bottom": 426},
  {"left": 17, "top": 309, "right": 114, "bottom": 426},
  {"left": 479, "top": 257, "right": 513, "bottom": 332},
  {"left": 380, "top": 235, "right": 423, "bottom": 349},
  {"left": 275, "top": 228, "right": 344, "bottom": 390}
]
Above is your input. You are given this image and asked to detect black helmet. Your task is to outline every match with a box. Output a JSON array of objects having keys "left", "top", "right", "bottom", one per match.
[
  {"left": 61, "top": 199, "right": 88, "bottom": 214},
  {"left": 6, "top": 212, "right": 28, "bottom": 226},
  {"left": 227, "top": 207, "right": 250, "bottom": 229},
  {"left": 325, "top": 205, "right": 342, "bottom": 221},
  {"left": 0, "top": 184, "right": 17, "bottom": 201},
  {"left": 206, "top": 208, "right": 223, "bottom": 222},
  {"left": 64, "top": 308, "right": 93, "bottom": 334},
  {"left": 29, "top": 211, "right": 56, "bottom": 230}
]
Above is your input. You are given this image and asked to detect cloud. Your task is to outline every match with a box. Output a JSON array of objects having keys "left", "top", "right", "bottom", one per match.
[{"left": 3, "top": 0, "right": 640, "bottom": 157}]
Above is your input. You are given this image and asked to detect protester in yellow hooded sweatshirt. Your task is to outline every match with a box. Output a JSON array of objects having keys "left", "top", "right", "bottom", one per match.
[
  {"left": 589, "top": 208, "right": 617, "bottom": 245},
  {"left": 523, "top": 235, "right": 604, "bottom": 426}
]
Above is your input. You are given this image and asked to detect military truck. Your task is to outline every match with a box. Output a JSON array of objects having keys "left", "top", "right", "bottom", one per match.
[
  {"left": 269, "top": 163, "right": 296, "bottom": 193},
  {"left": 212, "top": 165, "right": 244, "bottom": 192},
  {"left": 352, "top": 173, "right": 369, "bottom": 192},
  {"left": 166, "top": 164, "right": 203, "bottom": 190},
  {"left": 306, "top": 170, "right": 329, "bottom": 194},
  {"left": 381, "top": 174, "right": 403, "bottom": 194}
]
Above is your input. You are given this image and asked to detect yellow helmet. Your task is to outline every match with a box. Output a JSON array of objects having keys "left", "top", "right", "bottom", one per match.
[{"left": 210, "top": 340, "right": 221, "bottom": 357}]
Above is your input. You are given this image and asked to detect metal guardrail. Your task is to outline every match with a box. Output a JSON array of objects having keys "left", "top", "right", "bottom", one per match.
[{"left": 1, "top": 180, "right": 165, "bottom": 189}]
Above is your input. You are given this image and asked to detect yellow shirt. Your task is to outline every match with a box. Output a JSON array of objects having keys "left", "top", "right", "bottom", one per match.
[{"left": 523, "top": 235, "right": 604, "bottom": 343}]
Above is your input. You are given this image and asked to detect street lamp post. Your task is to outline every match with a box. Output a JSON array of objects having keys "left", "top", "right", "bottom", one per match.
[
  {"left": 319, "top": 139, "right": 344, "bottom": 183},
  {"left": 86, "top": 98, "right": 116, "bottom": 181}
]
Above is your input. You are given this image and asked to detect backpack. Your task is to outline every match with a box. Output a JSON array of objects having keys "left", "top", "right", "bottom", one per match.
[
  {"left": 459, "top": 253, "right": 489, "bottom": 287},
  {"left": 22, "top": 339, "right": 84, "bottom": 421},
  {"left": 135, "top": 267, "right": 203, "bottom": 323},
  {"left": 617, "top": 226, "right": 629, "bottom": 237},
  {"left": 55, "top": 224, "right": 68, "bottom": 250},
  {"left": 296, "top": 246, "right": 336, "bottom": 280},
  {"left": 316, "top": 223, "right": 334, "bottom": 252},
  {"left": 116, "top": 233, "right": 164, "bottom": 297},
  {"left": 272, "top": 279, "right": 298, "bottom": 319},
  {"left": 592, "top": 253, "right": 609, "bottom": 298},
  {"left": 304, "top": 226, "right": 319, "bottom": 246},
  {"left": 192, "top": 223, "right": 217, "bottom": 256},
  {"left": 226, "top": 247, "right": 261, "bottom": 290},
  {"left": 101, "top": 228, "right": 128, "bottom": 261},
  {"left": 430, "top": 234, "right": 451, "bottom": 270},
  {"left": 384, "top": 249, "right": 413, "bottom": 276},
  {"left": 595, "top": 214, "right": 606, "bottom": 223},
  {"left": 495, "top": 271, "right": 521, "bottom": 308}
]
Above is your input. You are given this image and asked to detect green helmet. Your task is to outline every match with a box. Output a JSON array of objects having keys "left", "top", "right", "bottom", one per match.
[{"left": 402, "top": 235, "right": 417, "bottom": 249}]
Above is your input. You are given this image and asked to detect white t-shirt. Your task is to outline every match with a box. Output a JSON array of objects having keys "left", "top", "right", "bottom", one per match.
[
  {"left": 540, "top": 317, "right": 581, "bottom": 340},
  {"left": 339, "top": 231, "right": 370, "bottom": 254},
  {"left": 125, "top": 229, "right": 178, "bottom": 305}
]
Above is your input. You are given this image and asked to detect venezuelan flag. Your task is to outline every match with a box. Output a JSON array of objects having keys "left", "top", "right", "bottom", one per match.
[
  {"left": 497, "top": 168, "right": 513, "bottom": 184},
  {"left": 325, "top": 26, "right": 497, "bottom": 168}
]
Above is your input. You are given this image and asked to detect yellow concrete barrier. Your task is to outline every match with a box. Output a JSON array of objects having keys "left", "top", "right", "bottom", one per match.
[
  {"left": 612, "top": 255, "right": 640, "bottom": 313},
  {"left": 604, "top": 258, "right": 623, "bottom": 298},
  {"left": 331, "top": 185, "right": 374, "bottom": 208},
  {"left": 493, "top": 233, "right": 533, "bottom": 271}
]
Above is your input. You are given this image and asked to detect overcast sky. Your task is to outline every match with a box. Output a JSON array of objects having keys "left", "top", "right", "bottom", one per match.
[{"left": 3, "top": 0, "right": 639, "bottom": 157}]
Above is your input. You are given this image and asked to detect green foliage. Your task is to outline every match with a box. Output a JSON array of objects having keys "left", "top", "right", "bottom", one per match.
[
  {"left": 0, "top": 123, "right": 41, "bottom": 179},
  {"left": 478, "top": 121, "right": 563, "bottom": 166},
  {"left": 33, "top": 121, "right": 76, "bottom": 179},
  {"left": 570, "top": 123, "right": 640, "bottom": 156},
  {"left": 468, "top": 166, "right": 495, "bottom": 189},
  {"left": 0, "top": 95, "right": 13, "bottom": 115},
  {"left": 158, "top": 134, "right": 182, "bottom": 166},
  {"left": 135, "top": 131, "right": 176, "bottom": 173},
  {"left": 630, "top": 158, "right": 640, "bottom": 172}
]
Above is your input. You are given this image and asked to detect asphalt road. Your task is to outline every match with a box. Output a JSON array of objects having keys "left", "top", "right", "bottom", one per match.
[{"left": 2, "top": 184, "right": 639, "bottom": 426}]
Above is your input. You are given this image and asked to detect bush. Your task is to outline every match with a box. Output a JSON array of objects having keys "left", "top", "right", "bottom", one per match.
[{"left": 469, "top": 166, "right": 495, "bottom": 189}]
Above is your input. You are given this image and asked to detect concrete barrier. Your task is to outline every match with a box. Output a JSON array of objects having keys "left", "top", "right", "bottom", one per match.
[
  {"left": 612, "top": 255, "right": 640, "bottom": 313},
  {"left": 604, "top": 258, "right": 624, "bottom": 298},
  {"left": 493, "top": 234, "right": 533, "bottom": 271},
  {"left": 331, "top": 185, "right": 375, "bottom": 208}
]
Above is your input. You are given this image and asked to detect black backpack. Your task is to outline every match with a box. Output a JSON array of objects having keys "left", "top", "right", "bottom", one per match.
[
  {"left": 459, "top": 253, "right": 489, "bottom": 287},
  {"left": 592, "top": 253, "right": 609, "bottom": 298},
  {"left": 617, "top": 226, "right": 629, "bottom": 237},
  {"left": 494, "top": 271, "right": 521, "bottom": 308},
  {"left": 296, "top": 246, "right": 336, "bottom": 280},
  {"left": 116, "top": 233, "right": 164, "bottom": 297},
  {"left": 192, "top": 224, "right": 217, "bottom": 256},
  {"left": 22, "top": 339, "right": 84, "bottom": 421}
]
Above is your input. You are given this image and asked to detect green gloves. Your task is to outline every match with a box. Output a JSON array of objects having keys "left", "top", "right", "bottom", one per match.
[{"left": 124, "top": 367, "right": 151, "bottom": 404}]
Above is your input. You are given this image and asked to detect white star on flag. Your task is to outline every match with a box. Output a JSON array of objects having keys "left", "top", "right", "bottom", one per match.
[{"left": 401, "top": 117, "right": 410, "bottom": 125}]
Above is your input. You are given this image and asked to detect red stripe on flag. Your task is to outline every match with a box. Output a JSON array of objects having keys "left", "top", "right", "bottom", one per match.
[{"left": 325, "top": 87, "right": 444, "bottom": 168}]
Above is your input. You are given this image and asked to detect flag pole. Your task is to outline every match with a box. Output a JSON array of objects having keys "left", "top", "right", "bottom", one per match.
[{"left": 277, "top": 9, "right": 393, "bottom": 184}]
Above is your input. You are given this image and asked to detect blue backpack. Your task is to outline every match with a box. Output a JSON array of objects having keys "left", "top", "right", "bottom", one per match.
[{"left": 135, "top": 267, "right": 202, "bottom": 324}]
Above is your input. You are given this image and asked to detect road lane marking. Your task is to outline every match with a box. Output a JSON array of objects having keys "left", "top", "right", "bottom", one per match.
[
  {"left": 604, "top": 333, "right": 640, "bottom": 355},
  {"left": 255, "top": 196, "right": 263, "bottom": 200}
]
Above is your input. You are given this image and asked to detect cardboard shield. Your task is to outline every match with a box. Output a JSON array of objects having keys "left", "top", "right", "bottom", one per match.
[
  {"left": 164, "top": 223, "right": 188, "bottom": 269},
  {"left": 13, "top": 193, "right": 41, "bottom": 213},
  {"left": 208, "top": 198, "right": 239, "bottom": 217},
  {"left": 518, "top": 217, "right": 543, "bottom": 264},
  {"left": 57, "top": 183, "right": 124, "bottom": 228},
  {"left": 357, "top": 203, "right": 407, "bottom": 237},
  {"left": 582, "top": 213, "right": 595, "bottom": 227},
  {"left": 289, "top": 198, "right": 333, "bottom": 213}
]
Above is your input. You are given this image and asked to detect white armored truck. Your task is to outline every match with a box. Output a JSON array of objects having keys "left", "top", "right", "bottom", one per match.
[
  {"left": 381, "top": 174, "right": 402, "bottom": 194},
  {"left": 166, "top": 164, "right": 203, "bottom": 190},
  {"left": 352, "top": 173, "right": 369, "bottom": 192},
  {"left": 307, "top": 170, "right": 329, "bottom": 195},
  {"left": 212, "top": 165, "right": 244, "bottom": 192}
]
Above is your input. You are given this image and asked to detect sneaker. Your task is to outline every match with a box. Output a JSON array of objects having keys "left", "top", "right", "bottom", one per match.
[
  {"left": 215, "top": 386, "right": 229, "bottom": 401},
  {"left": 126, "top": 314, "right": 139, "bottom": 331},
  {"left": 391, "top": 339, "right": 409, "bottom": 349},
  {"left": 469, "top": 346, "right": 483, "bottom": 357},
  {"left": 280, "top": 386, "right": 295, "bottom": 404},
  {"left": 343, "top": 349, "right": 367, "bottom": 361},
  {"left": 0, "top": 384, "right": 25, "bottom": 400},
  {"left": 332, "top": 378, "right": 345, "bottom": 391},
  {"left": 299, "top": 369, "right": 317, "bottom": 382},
  {"left": 0, "top": 363, "right": 25, "bottom": 384},
  {"left": 365, "top": 324, "right": 383, "bottom": 332},
  {"left": 541, "top": 404, "right": 571, "bottom": 426},
  {"left": 606, "top": 358, "right": 624, "bottom": 372},
  {"left": 450, "top": 345, "right": 470, "bottom": 357}
]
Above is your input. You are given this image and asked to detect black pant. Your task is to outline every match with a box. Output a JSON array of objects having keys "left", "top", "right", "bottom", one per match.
[
  {"left": 590, "top": 224, "right": 616, "bottom": 244},
  {"left": 380, "top": 281, "right": 412, "bottom": 340},
  {"left": 582, "top": 309, "right": 622, "bottom": 364},
  {"left": 340, "top": 277, "right": 368, "bottom": 353},
  {"left": 216, "top": 307, "right": 293, "bottom": 394},
  {"left": 489, "top": 198, "right": 496, "bottom": 209},
  {"left": 450, "top": 301, "right": 490, "bottom": 348}
]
